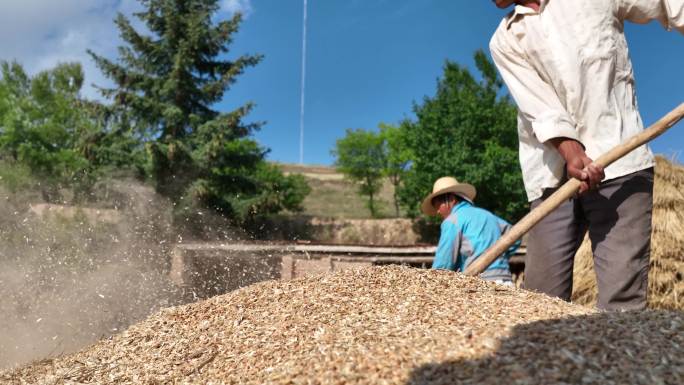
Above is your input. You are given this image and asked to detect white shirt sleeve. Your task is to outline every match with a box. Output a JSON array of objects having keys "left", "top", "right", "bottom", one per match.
[
  {"left": 489, "top": 36, "right": 581, "bottom": 145},
  {"left": 617, "top": 0, "right": 684, "bottom": 33}
]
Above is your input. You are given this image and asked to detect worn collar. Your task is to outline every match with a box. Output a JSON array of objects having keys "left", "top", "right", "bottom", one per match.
[
  {"left": 450, "top": 200, "right": 471, "bottom": 215},
  {"left": 505, "top": 0, "right": 547, "bottom": 29}
]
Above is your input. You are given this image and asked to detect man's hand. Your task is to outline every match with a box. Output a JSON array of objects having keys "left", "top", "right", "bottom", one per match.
[{"left": 549, "top": 138, "right": 605, "bottom": 194}]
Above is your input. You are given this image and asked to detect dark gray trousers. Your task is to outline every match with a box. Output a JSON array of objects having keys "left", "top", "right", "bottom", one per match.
[{"left": 524, "top": 168, "right": 653, "bottom": 311}]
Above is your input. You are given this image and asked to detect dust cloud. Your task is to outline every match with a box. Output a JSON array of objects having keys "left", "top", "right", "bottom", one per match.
[{"left": 0, "top": 179, "right": 191, "bottom": 369}]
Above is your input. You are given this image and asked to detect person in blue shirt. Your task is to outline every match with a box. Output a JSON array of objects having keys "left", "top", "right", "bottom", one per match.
[{"left": 421, "top": 176, "right": 520, "bottom": 284}]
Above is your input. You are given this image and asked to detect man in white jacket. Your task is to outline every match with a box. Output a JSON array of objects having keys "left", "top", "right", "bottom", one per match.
[{"left": 489, "top": 0, "right": 683, "bottom": 310}]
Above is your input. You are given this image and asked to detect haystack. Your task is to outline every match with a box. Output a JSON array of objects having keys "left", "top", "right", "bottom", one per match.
[
  {"left": 572, "top": 156, "right": 684, "bottom": 310},
  {"left": 3, "top": 266, "right": 682, "bottom": 384}
]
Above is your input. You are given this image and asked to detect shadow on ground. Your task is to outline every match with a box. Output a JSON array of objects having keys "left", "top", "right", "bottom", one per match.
[{"left": 407, "top": 310, "right": 683, "bottom": 385}]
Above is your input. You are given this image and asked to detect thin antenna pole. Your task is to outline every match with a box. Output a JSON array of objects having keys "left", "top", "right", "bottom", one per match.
[{"left": 299, "top": 0, "right": 308, "bottom": 164}]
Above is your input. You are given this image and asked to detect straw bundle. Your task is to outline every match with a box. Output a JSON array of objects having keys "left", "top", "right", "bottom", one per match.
[
  {"left": 3, "top": 266, "right": 682, "bottom": 384},
  {"left": 572, "top": 156, "right": 684, "bottom": 309}
]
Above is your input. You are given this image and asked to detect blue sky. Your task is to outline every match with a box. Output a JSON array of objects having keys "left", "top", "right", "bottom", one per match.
[
  {"left": 1, "top": 1, "right": 683, "bottom": 165},
  {"left": 222, "top": 1, "right": 684, "bottom": 165}
]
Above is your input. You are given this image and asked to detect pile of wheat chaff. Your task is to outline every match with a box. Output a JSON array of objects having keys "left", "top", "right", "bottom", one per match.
[
  {"left": 3, "top": 266, "right": 683, "bottom": 384},
  {"left": 572, "top": 156, "right": 684, "bottom": 310}
]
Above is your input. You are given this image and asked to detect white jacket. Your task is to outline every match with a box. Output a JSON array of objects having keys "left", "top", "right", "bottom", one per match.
[{"left": 490, "top": 0, "right": 683, "bottom": 201}]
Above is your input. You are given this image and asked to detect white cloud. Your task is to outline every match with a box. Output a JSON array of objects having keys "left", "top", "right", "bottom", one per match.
[
  {"left": 220, "top": 0, "right": 253, "bottom": 17},
  {"left": 0, "top": 0, "right": 142, "bottom": 100},
  {"left": 0, "top": 0, "right": 248, "bottom": 101}
]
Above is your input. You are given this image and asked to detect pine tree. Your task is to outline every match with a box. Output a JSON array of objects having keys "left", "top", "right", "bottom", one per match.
[{"left": 90, "top": 0, "right": 307, "bottom": 220}]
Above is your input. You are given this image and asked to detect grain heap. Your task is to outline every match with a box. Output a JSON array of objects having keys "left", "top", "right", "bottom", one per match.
[
  {"left": 572, "top": 156, "right": 684, "bottom": 310},
  {"left": 3, "top": 266, "right": 683, "bottom": 384}
]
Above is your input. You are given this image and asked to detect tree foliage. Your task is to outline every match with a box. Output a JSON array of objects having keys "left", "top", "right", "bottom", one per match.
[
  {"left": 398, "top": 50, "right": 527, "bottom": 221},
  {"left": 332, "top": 128, "right": 386, "bottom": 217},
  {"left": 0, "top": 61, "right": 146, "bottom": 201},
  {"left": 89, "top": 0, "right": 308, "bottom": 221},
  {"left": 379, "top": 123, "right": 412, "bottom": 217},
  {"left": 0, "top": 61, "right": 99, "bottom": 200}
]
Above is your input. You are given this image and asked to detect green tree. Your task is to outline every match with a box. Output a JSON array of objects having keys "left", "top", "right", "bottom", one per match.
[
  {"left": 333, "top": 128, "right": 386, "bottom": 217},
  {"left": 89, "top": 0, "right": 307, "bottom": 221},
  {"left": 379, "top": 122, "right": 412, "bottom": 217},
  {"left": 0, "top": 61, "right": 105, "bottom": 200},
  {"left": 239, "top": 163, "right": 311, "bottom": 217},
  {"left": 398, "top": 50, "right": 527, "bottom": 221}
]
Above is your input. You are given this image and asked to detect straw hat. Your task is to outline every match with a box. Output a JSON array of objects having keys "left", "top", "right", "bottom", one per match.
[{"left": 420, "top": 176, "right": 476, "bottom": 216}]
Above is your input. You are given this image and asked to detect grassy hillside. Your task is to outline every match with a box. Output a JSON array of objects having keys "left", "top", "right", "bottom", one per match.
[{"left": 277, "top": 163, "right": 405, "bottom": 219}]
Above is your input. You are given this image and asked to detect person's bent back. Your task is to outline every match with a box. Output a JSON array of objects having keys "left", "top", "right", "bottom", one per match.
[{"left": 422, "top": 177, "right": 520, "bottom": 284}]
